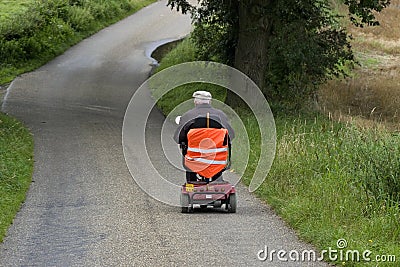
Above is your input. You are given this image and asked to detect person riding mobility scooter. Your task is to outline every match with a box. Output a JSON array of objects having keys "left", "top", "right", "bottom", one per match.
[{"left": 174, "top": 91, "right": 237, "bottom": 213}]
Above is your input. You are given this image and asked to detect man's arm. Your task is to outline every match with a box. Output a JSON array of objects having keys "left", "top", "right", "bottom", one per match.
[
  {"left": 173, "top": 115, "right": 193, "bottom": 144},
  {"left": 226, "top": 123, "right": 235, "bottom": 140},
  {"left": 173, "top": 124, "right": 182, "bottom": 143},
  {"left": 219, "top": 112, "right": 235, "bottom": 140}
]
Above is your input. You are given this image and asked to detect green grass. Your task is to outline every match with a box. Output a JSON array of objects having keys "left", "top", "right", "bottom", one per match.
[
  {"left": 0, "top": 0, "right": 157, "bottom": 85},
  {"left": 256, "top": 114, "right": 400, "bottom": 266},
  {"left": 154, "top": 38, "right": 400, "bottom": 266},
  {"left": 0, "top": 0, "right": 32, "bottom": 23},
  {"left": 0, "top": 112, "right": 33, "bottom": 243}
]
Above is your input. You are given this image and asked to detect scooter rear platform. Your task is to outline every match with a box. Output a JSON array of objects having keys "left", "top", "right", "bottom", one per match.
[{"left": 180, "top": 181, "right": 237, "bottom": 213}]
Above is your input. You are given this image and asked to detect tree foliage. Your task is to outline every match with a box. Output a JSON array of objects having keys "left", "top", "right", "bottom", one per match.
[
  {"left": 344, "top": 0, "right": 391, "bottom": 26},
  {"left": 167, "top": 0, "right": 390, "bottom": 105},
  {"left": 266, "top": 0, "right": 353, "bottom": 103}
]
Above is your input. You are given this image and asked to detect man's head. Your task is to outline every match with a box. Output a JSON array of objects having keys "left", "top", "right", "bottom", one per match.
[{"left": 193, "top": 91, "right": 212, "bottom": 105}]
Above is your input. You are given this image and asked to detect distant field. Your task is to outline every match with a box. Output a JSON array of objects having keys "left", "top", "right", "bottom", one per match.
[
  {"left": 319, "top": 0, "right": 400, "bottom": 128},
  {"left": 0, "top": 0, "right": 32, "bottom": 22}
]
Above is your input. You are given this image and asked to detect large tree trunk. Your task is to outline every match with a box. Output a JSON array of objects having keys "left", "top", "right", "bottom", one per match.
[{"left": 232, "top": 0, "right": 275, "bottom": 99}]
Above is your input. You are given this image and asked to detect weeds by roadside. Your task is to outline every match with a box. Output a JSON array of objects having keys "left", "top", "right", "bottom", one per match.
[
  {"left": 257, "top": 114, "right": 399, "bottom": 265},
  {"left": 0, "top": 112, "right": 33, "bottom": 242},
  {"left": 0, "top": 0, "right": 156, "bottom": 84}
]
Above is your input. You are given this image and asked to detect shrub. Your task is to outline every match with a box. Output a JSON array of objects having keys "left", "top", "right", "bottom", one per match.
[
  {"left": 0, "top": 0, "right": 156, "bottom": 84},
  {"left": 67, "top": 5, "right": 95, "bottom": 31}
]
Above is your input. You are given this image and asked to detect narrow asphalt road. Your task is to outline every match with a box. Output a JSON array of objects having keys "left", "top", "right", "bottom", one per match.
[{"left": 0, "top": 1, "right": 329, "bottom": 266}]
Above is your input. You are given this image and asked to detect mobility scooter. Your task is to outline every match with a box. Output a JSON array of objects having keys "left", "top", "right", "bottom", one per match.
[{"left": 177, "top": 115, "right": 237, "bottom": 213}]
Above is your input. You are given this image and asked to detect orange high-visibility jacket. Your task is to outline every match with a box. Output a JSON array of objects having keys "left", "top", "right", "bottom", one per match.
[{"left": 184, "top": 127, "right": 229, "bottom": 178}]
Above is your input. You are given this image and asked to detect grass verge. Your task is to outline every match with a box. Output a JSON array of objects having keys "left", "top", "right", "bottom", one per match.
[
  {"left": 154, "top": 38, "right": 400, "bottom": 266},
  {"left": 0, "top": 0, "right": 156, "bottom": 84},
  {"left": 0, "top": 113, "right": 33, "bottom": 243}
]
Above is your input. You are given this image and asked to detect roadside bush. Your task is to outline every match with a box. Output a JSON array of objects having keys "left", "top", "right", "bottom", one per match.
[
  {"left": 0, "top": 0, "right": 72, "bottom": 64},
  {"left": 102, "top": 1, "right": 124, "bottom": 20},
  {"left": 0, "top": 40, "right": 25, "bottom": 63},
  {"left": 67, "top": 5, "right": 95, "bottom": 31},
  {"left": 87, "top": 2, "right": 108, "bottom": 20},
  {"left": 0, "top": 0, "right": 155, "bottom": 84}
]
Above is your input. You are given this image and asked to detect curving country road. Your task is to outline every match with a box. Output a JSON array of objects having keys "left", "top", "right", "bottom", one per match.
[{"left": 0, "top": 1, "right": 329, "bottom": 266}]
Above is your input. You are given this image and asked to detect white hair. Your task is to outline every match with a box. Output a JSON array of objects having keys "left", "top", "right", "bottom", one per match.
[{"left": 194, "top": 98, "right": 211, "bottom": 105}]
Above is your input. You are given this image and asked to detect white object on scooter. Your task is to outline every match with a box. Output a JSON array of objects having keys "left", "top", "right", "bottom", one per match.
[{"left": 175, "top": 116, "right": 181, "bottom": 125}]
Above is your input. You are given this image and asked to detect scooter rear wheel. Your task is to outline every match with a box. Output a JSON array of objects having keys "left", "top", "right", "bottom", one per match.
[
  {"left": 228, "top": 193, "right": 237, "bottom": 213},
  {"left": 180, "top": 193, "right": 191, "bottom": 213}
]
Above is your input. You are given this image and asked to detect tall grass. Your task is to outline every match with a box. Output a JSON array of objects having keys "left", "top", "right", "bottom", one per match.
[
  {"left": 257, "top": 114, "right": 400, "bottom": 265},
  {"left": 155, "top": 38, "right": 400, "bottom": 266},
  {"left": 319, "top": 72, "right": 400, "bottom": 126}
]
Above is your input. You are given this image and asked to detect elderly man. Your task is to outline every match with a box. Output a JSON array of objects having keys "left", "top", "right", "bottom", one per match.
[{"left": 174, "top": 91, "right": 235, "bottom": 182}]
